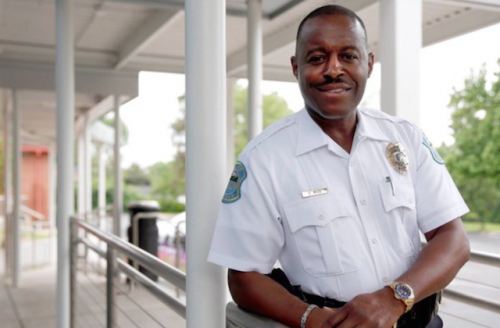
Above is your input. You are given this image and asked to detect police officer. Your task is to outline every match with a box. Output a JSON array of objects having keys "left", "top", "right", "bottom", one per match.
[{"left": 208, "top": 5, "right": 470, "bottom": 328}]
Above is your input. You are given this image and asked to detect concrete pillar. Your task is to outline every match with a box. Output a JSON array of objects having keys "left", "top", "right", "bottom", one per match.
[
  {"left": 77, "top": 129, "right": 85, "bottom": 215},
  {"left": 185, "top": 0, "right": 227, "bottom": 327},
  {"left": 12, "top": 89, "right": 21, "bottom": 288},
  {"left": 3, "top": 89, "right": 12, "bottom": 283},
  {"left": 247, "top": 0, "right": 263, "bottom": 140},
  {"left": 113, "top": 95, "right": 122, "bottom": 238},
  {"left": 85, "top": 119, "right": 92, "bottom": 214},
  {"left": 55, "top": 0, "right": 75, "bottom": 326},
  {"left": 379, "top": 0, "right": 422, "bottom": 124},
  {"left": 98, "top": 144, "right": 107, "bottom": 219},
  {"left": 226, "top": 78, "right": 235, "bottom": 175}
]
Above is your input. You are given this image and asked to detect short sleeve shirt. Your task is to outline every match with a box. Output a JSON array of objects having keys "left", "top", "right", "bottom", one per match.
[{"left": 208, "top": 108, "right": 469, "bottom": 302}]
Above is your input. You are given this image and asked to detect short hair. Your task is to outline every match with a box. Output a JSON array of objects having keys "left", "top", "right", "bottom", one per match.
[{"left": 296, "top": 5, "right": 368, "bottom": 46}]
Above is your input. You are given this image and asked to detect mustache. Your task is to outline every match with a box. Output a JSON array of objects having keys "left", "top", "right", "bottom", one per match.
[{"left": 313, "top": 75, "right": 348, "bottom": 87}]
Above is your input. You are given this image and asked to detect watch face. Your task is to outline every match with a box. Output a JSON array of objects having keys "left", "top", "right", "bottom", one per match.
[{"left": 394, "top": 284, "right": 412, "bottom": 300}]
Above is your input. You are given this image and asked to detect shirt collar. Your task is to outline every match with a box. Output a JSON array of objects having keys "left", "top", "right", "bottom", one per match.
[
  {"left": 295, "top": 109, "right": 328, "bottom": 156},
  {"left": 295, "top": 108, "right": 391, "bottom": 157},
  {"left": 355, "top": 109, "right": 392, "bottom": 142}
]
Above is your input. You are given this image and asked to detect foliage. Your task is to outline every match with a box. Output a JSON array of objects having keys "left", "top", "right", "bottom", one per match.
[
  {"left": 234, "top": 83, "right": 294, "bottom": 156},
  {"left": 440, "top": 62, "right": 500, "bottom": 223},
  {"left": 143, "top": 83, "right": 294, "bottom": 213},
  {"left": 148, "top": 161, "right": 185, "bottom": 213},
  {"left": 124, "top": 163, "right": 151, "bottom": 186}
]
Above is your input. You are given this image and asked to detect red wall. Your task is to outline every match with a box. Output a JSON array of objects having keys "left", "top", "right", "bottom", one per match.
[{"left": 21, "top": 146, "right": 50, "bottom": 221}]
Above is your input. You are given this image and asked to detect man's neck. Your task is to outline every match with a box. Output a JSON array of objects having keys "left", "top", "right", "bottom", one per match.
[{"left": 307, "top": 108, "right": 357, "bottom": 154}]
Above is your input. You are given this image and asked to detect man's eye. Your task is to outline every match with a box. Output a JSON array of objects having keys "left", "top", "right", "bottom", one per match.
[
  {"left": 307, "top": 56, "right": 324, "bottom": 63},
  {"left": 342, "top": 54, "right": 358, "bottom": 60}
]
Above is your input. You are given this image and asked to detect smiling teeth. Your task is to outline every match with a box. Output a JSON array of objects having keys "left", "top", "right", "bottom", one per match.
[{"left": 327, "top": 89, "right": 345, "bottom": 93}]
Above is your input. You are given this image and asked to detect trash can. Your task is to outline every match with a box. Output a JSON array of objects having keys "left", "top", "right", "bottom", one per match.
[{"left": 127, "top": 200, "right": 160, "bottom": 281}]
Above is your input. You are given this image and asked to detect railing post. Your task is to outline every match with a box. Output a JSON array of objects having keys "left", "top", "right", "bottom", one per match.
[
  {"left": 70, "top": 218, "right": 77, "bottom": 328},
  {"left": 106, "top": 245, "right": 117, "bottom": 328}
]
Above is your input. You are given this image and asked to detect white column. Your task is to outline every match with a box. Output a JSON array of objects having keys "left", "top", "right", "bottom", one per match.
[
  {"left": 226, "top": 78, "right": 235, "bottom": 174},
  {"left": 55, "top": 0, "right": 75, "bottom": 327},
  {"left": 185, "top": 0, "right": 226, "bottom": 327},
  {"left": 247, "top": 0, "right": 263, "bottom": 140},
  {"left": 84, "top": 118, "right": 92, "bottom": 213},
  {"left": 3, "top": 89, "right": 12, "bottom": 283},
  {"left": 12, "top": 89, "right": 21, "bottom": 288},
  {"left": 113, "top": 95, "right": 122, "bottom": 238},
  {"left": 379, "top": 0, "right": 422, "bottom": 124},
  {"left": 77, "top": 128, "right": 85, "bottom": 215},
  {"left": 48, "top": 145, "right": 56, "bottom": 261},
  {"left": 98, "top": 144, "right": 107, "bottom": 219}
]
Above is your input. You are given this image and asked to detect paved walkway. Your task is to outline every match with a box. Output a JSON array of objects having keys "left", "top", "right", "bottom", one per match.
[{"left": 0, "top": 232, "right": 498, "bottom": 328}]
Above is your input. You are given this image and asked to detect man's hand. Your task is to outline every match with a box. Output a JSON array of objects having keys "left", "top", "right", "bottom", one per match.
[{"left": 319, "top": 287, "right": 404, "bottom": 328}]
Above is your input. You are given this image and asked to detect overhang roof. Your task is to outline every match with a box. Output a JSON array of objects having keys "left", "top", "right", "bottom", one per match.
[{"left": 1, "top": 0, "right": 500, "bottom": 145}]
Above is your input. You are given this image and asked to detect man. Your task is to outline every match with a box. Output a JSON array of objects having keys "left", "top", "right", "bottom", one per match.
[{"left": 208, "top": 5, "right": 470, "bottom": 328}]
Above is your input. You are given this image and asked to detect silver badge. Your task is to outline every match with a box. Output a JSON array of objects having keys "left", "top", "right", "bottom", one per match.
[{"left": 386, "top": 142, "right": 409, "bottom": 175}]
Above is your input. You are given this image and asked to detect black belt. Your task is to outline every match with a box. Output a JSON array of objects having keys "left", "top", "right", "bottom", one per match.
[{"left": 303, "top": 291, "right": 441, "bottom": 328}]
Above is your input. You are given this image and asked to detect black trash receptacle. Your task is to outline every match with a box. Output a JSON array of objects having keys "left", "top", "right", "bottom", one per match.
[{"left": 127, "top": 200, "right": 160, "bottom": 281}]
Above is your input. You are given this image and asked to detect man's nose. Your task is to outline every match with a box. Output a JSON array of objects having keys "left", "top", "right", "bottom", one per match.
[{"left": 324, "top": 56, "right": 343, "bottom": 77}]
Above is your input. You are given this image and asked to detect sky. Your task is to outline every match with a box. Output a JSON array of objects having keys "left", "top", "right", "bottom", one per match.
[{"left": 120, "top": 21, "right": 500, "bottom": 169}]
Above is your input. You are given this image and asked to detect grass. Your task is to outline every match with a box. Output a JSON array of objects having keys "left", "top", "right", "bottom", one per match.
[{"left": 463, "top": 221, "right": 500, "bottom": 233}]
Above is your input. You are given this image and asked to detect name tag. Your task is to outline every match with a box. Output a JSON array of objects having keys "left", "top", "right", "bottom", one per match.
[{"left": 301, "top": 187, "right": 328, "bottom": 198}]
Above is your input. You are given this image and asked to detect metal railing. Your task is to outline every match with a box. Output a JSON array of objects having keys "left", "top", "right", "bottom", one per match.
[
  {"left": 226, "top": 248, "right": 500, "bottom": 327},
  {"left": 71, "top": 212, "right": 500, "bottom": 328},
  {"left": 71, "top": 215, "right": 186, "bottom": 328}
]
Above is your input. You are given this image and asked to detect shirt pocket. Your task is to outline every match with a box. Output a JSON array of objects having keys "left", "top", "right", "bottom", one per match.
[
  {"left": 378, "top": 180, "right": 416, "bottom": 258},
  {"left": 283, "top": 195, "right": 359, "bottom": 277}
]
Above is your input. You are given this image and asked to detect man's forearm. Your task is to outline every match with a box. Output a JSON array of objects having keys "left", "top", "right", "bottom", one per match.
[
  {"left": 228, "top": 270, "right": 334, "bottom": 328},
  {"left": 396, "top": 218, "right": 470, "bottom": 302}
]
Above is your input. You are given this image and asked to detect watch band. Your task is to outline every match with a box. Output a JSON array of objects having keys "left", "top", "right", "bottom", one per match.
[{"left": 387, "top": 281, "right": 415, "bottom": 313}]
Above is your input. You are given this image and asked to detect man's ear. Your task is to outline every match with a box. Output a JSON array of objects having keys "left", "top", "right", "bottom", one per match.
[
  {"left": 290, "top": 56, "right": 298, "bottom": 80},
  {"left": 367, "top": 52, "right": 374, "bottom": 78}
]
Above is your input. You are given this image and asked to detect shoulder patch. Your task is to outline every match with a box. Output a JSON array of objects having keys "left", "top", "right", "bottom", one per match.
[
  {"left": 422, "top": 131, "right": 444, "bottom": 164},
  {"left": 222, "top": 161, "right": 248, "bottom": 204}
]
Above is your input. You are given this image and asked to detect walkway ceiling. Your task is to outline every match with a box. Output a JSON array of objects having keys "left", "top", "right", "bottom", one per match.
[{"left": 1, "top": 0, "right": 500, "bottom": 145}]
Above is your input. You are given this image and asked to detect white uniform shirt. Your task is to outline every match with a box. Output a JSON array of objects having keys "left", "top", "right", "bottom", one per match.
[{"left": 208, "top": 108, "right": 469, "bottom": 302}]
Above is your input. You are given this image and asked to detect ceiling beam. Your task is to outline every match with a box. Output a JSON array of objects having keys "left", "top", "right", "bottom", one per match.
[
  {"left": 425, "top": 0, "right": 500, "bottom": 13},
  {"left": 81, "top": 0, "right": 264, "bottom": 18},
  {"left": 114, "top": 10, "right": 183, "bottom": 69},
  {"left": 422, "top": 7, "right": 500, "bottom": 46},
  {"left": 226, "top": 0, "right": 378, "bottom": 77},
  {"left": 0, "top": 60, "right": 138, "bottom": 96}
]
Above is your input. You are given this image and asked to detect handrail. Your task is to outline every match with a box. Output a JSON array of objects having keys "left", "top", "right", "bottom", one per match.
[
  {"left": 469, "top": 249, "right": 500, "bottom": 268},
  {"left": 72, "top": 217, "right": 186, "bottom": 291},
  {"left": 78, "top": 236, "right": 186, "bottom": 318},
  {"left": 21, "top": 204, "right": 45, "bottom": 221},
  {"left": 443, "top": 288, "right": 500, "bottom": 313}
]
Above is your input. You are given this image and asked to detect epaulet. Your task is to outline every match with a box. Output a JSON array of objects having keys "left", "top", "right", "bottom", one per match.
[
  {"left": 243, "top": 113, "right": 297, "bottom": 154},
  {"left": 360, "top": 107, "right": 411, "bottom": 125}
]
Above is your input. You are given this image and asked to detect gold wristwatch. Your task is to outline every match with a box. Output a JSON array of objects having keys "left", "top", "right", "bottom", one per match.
[{"left": 386, "top": 282, "right": 415, "bottom": 313}]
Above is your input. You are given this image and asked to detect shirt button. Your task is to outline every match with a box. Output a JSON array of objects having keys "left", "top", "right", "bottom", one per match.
[
  {"left": 360, "top": 199, "right": 367, "bottom": 205},
  {"left": 372, "top": 237, "right": 378, "bottom": 244},
  {"left": 409, "top": 198, "right": 413, "bottom": 204},
  {"left": 318, "top": 214, "right": 325, "bottom": 220},
  {"left": 383, "top": 277, "right": 389, "bottom": 283},
  {"left": 350, "top": 160, "right": 355, "bottom": 166}
]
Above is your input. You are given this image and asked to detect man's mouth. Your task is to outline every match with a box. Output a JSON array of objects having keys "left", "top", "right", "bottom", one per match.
[{"left": 316, "top": 85, "right": 351, "bottom": 93}]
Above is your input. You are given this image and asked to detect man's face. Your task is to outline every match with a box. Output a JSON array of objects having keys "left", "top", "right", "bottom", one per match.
[{"left": 291, "top": 15, "right": 374, "bottom": 120}]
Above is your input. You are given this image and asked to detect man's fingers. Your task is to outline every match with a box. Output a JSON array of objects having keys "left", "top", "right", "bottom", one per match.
[{"left": 320, "top": 308, "right": 348, "bottom": 328}]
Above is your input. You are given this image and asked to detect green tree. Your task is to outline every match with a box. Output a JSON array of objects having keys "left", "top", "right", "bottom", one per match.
[
  {"left": 441, "top": 62, "right": 500, "bottom": 223},
  {"left": 147, "top": 82, "right": 294, "bottom": 212},
  {"left": 234, "top": 83, "right": 294, "bottom": 155},
  {"left": 124, "top": 163, "right": 151, "bottom": 186}
]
